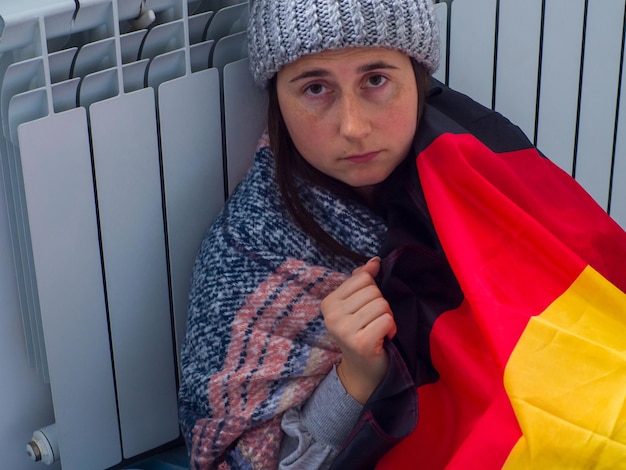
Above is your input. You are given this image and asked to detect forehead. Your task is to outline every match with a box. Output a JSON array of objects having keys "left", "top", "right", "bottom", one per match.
[{"left": 278, "top": 47, "right": 412, "bottom": 77}]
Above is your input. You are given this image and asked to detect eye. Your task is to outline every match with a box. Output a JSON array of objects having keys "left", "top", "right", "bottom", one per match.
[
  {"left": 304, "top": 83, "right": 329, "bottom": 96},
  {"left": 365, "top": 74, "right": 388, "bottom": 88}
]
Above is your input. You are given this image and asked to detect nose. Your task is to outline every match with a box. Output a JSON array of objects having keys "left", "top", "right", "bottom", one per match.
[{"left": 338, "top": 93, "right": 371, "bottom": 141}]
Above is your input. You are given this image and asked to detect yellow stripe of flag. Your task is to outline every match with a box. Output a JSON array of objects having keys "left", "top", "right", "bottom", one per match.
[{"left": 503, "top": 265, "right": 626, "bottom": 468}]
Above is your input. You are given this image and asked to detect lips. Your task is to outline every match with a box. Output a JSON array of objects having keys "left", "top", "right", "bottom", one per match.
[{"left": 345, "top": 151, "right": 379, "bottom": 163}]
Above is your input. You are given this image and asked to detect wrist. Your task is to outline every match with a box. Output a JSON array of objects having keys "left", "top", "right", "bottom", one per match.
[{"left": 336, "top": 354, "right": 388, "bottom": 404}]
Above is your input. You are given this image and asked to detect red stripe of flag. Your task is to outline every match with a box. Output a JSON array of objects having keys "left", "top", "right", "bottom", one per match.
[{"left": 377, "top": 133, "right": 626, "bottom": 468}]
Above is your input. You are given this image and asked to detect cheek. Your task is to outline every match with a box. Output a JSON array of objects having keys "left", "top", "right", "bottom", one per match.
[
  {"left": 388, "top": 90, "right": 418, "bottom": 141},
  {"left": 281, "top": 105, "right": 329, "bottom": 155},
  {"left": 380, "top": 103, "right": 417, "bottom": 148}
]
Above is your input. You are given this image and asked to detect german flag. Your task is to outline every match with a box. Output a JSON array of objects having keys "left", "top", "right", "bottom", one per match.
[{"left": 372, "top": 84, "right": 626, "bottom": 468}]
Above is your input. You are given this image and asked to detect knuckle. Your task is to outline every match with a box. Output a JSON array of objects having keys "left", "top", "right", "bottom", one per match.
[
  {"left": 320, "top": 297, "right": 330, "bottom": 315},
  {"left": 352, "top": 269, "right": 371, "bottom": 283},
  {"left": 351, "top": 333, "right": 373, "bottom": 356},
  {"left": 363, "top": 284, "right": 382, "bottom": 300},
  {"left": 322, "top": 308, "right": 344, "bottom": 334},
  {"left": 372, "top": 297, "right": 391, "bottom": 313}
]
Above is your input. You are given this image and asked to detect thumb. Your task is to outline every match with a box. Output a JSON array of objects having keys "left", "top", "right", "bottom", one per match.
[{"left": 359, "top": 256, "right": 381, "bottom": 278}]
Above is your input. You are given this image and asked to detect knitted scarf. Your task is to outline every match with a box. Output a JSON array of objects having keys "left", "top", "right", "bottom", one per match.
[{"left": 178, "top": 136, "right": 388, "bottom": 469}]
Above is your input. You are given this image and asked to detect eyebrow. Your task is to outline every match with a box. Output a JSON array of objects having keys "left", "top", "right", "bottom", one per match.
[
  {"left": 358, "top": 61, "right": 399, "bottom": 73},
  {"left": 289, "top": 61, "right": 400, "bottom": 83}
]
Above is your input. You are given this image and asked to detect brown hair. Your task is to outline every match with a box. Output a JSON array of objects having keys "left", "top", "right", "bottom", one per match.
[{"left": 268, "top": 59, "right": 431, "bottom": 263}]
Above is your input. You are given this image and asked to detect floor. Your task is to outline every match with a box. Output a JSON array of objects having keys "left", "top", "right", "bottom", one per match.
[{"left": 122, "top": 445, "right": 189, "bottom": 470}]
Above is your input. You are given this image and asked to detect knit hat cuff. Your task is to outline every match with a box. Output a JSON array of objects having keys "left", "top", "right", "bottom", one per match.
[{"left": 248, "top": 0, "right": 440, "bottom": 88}]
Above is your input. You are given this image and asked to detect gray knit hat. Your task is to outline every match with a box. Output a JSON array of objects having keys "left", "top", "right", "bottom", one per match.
[{"left": 247, "top": 0, "right": 440, "bottom": 88}]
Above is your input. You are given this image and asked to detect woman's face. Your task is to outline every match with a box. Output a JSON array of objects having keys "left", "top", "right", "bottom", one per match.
[{"left": 276, "top": 47, "right": 419, "bottom": 197}]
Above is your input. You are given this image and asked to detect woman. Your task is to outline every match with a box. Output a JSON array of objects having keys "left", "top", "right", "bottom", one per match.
[{"left": 179, "top": 0, "right": 626, "bottom": 468}]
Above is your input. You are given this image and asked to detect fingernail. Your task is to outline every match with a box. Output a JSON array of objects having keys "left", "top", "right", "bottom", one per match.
[{"left": 369, "top": 256, "right": 381, "bottom": 263}]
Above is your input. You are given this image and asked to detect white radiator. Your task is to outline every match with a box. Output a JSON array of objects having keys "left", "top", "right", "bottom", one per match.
[{"left": 0, "top": 0, "right": 624, "bottom": 468}]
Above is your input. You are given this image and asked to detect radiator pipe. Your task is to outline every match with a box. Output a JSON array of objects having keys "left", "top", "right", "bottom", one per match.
[
  {"left": 129, "top": 1, "right": 156, "bottom": 30},
  {"left": 26, "top": 424, "right": 59, "bottom": 465}
]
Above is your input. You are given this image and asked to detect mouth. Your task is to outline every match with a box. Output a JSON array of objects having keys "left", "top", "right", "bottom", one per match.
[{"left": 345, "top": 151, "right": 379, "bottom": 163}]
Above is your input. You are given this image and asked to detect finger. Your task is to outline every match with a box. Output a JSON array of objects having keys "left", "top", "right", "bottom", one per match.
[
  {"left": 353, "top": 313, "right": 396, "bottom": 355},
  {"left": 336, "top": 284, "right": 386, "bottom": 318},
  {"left": 386, "top": 315, "right": 397, "bottom": 340},
  {"left": 351, "top": 295, "right": 392, "bottom": 329},
  {"left": 360, "top": 256, "right": 381, "bottom": 279},
  {"left": 352, "top": 256, "right": 381, "bottom": 277},
  {"left": 322, "top": 286, "right": 383, "bottom": 335},
  {"left": 334, "top": 260, "right": 380, "bottom": 300}
]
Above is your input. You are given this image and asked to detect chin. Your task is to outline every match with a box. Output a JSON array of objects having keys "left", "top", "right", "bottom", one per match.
[{"left": 348, "top": 172, "right": 393, "bottom": 189}]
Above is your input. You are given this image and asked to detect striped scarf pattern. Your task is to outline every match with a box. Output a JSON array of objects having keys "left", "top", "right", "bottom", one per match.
[{"left": 178, "top": 145, "right": 387, "bottom": 468}]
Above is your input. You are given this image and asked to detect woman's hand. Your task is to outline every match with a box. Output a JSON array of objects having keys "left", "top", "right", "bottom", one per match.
[{"left": 321, "top": 257, "right": 396, "bottom": 404}]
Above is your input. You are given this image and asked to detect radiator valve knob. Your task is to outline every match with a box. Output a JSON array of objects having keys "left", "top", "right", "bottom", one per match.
[{"left": 26, "top": 424, "right": 59, "bottom": 465}]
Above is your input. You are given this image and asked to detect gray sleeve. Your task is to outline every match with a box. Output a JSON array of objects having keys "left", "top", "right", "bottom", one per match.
[{"left": 279, "top": 366, "right": 363, "bottom": 469}]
